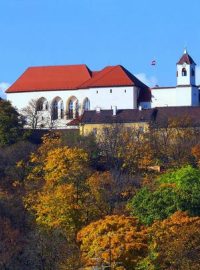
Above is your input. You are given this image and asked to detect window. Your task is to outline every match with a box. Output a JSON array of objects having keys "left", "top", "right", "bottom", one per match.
[
  {"left": 124, "top": 89, "right": 126, "bottom": 93},
  {"left": 96, "top": 90, "right": 98, "bottom": 94},
  {"left": 52, "top": 99, "right": 58, "bottom": 120},
  {"left": 51, "top": 97, "right": 63, "bottom": 120},
  {"left": 36, "top": 97, "right": 48, "bottom": 111},
  {"left": 110, "top": 89, "right": 112, "bottom": 93},
  {"left": 68, "top": 100, "right": 73, "bottom": 119},
  {"left": 83, "top": 98, "right": 90, "bottom": 111},
  {"left": 182, "top": 68, "right": 187, "bottom": 76},
  {"left": 176, "top": 71, "right": 178, "bottom": 77}
]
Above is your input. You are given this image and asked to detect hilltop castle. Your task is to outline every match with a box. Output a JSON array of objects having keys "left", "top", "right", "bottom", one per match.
[{"left": 6, "top": 50, "right": 200, "bottom": 128}]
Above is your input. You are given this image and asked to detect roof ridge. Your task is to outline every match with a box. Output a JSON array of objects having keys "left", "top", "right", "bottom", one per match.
[
  {"left": 79, "top": 65, "right": 118, "bottom": 88},
  {"left": 119, "top": 65, "right": 147, "bottom": 86}
]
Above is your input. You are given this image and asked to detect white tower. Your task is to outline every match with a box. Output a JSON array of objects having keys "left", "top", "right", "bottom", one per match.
[{"left": 176, "top": 49, "right": 196, "bottom": 86}]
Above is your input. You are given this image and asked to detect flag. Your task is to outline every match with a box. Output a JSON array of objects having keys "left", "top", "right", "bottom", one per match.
[{"left": 151, "top": 60, "right": 156, "bottom": 66}]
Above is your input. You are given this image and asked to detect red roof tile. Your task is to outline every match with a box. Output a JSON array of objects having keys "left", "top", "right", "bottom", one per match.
[
  {"left": 7, "top": 65, "right": 92, "bottom": 93},
  {"left": 80, "top": 65, "right": 149, "bottom": 88},
  {"left": 6, "top": 64, "right": 150, "bottom": 102}
]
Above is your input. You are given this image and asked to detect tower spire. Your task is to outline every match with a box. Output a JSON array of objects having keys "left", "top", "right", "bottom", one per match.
[{"left": 184, "top": 48, "right": 187, "bottom": 54}]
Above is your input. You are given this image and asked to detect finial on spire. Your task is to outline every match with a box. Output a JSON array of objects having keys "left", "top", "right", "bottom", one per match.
[{"left": 184, "top": 48, "right": 187, "bottom": 54}]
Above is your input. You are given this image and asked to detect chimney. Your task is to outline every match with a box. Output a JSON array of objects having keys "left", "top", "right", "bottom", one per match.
[
  {"left": 96, "top": 107, "right": 101, "bottom": 113},
  {"left": 112, "top": 106, "right": 117, "bottom": 116}
]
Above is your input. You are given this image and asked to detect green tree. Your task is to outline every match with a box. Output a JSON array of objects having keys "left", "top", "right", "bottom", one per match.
[
  {"left": 128, "top": 185, "right": 178, "bottom": 225},
  {"left": 0, "top": 99, "right": 23, "bottom": 146},
  {"left": 159, "top": 165, "right": 200, "bottom": 216},
  {"left": 128, "top": 166, "right": 200, "bottom": 225}
]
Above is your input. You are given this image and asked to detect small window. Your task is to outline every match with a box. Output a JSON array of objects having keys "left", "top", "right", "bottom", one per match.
[
  {"left": 96, "top": 90, "right": 98, "bottom": 94},
  {"left": 110, "top": 89, "right": 112, "bottom": 93},
  {"left": 124, "top": 89, "right": 126, "bottom": 93},
  {"left": 182, "top": 68, "right": 187, "bottom": 76},
  {"left": 176, "top": 71, "right": 178, "bottom": 77}
]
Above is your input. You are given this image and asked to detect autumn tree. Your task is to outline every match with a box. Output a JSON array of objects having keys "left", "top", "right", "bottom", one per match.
[
  {"left": 122, "top": 129, "right": 154, "bottom": 174},
  {"left": 98, "top": 124, "right": 154, "bottom": 174},
  {"left": 149, "top": 116, "right": 200, "bottom": 168},
  {"left": 77, "top": 215, "right": 148, "bottom": 270},
  {"left": 24, "top": 132, "right": 91, "bottom": 234},
  {"left": 98, "top": 124, "right": 127, "bottom": 170},
  {"left": 87, "top": 171, "right": 139, "bottom": 216},
  {"left": 143, "top": 212, "right": 200, "bottom": 270},
  {"left": 191, "top": 144, "right": 200, "bottom": 166}
]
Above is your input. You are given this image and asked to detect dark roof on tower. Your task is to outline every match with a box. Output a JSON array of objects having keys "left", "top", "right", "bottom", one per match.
[{"left": 177, "top": 50, "right": 196, "bottom": 65}]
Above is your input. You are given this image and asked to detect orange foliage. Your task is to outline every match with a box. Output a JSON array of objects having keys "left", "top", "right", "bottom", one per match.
[
  {"left": 122, "top": 131, "right": 154, "bottom": 174},
  {"left": 149, "top": 211, "right": 200, "bottom": 270},
  {"left": 191, "top": 144, "right": 200, "bottom": 166},
  {"left": 77, "top": 215, "right": 148, "bottom": 269}
]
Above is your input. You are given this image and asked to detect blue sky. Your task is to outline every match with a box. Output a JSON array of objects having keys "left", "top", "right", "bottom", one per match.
[{"left": 1, "top": 0, "right": 200, "bottom": 97}]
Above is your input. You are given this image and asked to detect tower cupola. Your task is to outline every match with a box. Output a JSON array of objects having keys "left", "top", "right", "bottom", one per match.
[{"left": 176, "top": 49, "right": 196, "bottom": 86}]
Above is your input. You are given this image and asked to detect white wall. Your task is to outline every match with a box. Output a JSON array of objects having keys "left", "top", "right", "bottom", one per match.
[
  {"left": 7, "top": 86, "right": 138, "bottom": 112},
  {"left": 151, "top": 88, "right": 177, "bottom": 107},
  {"left": 151, "top": 86, "right": 199, "bottom": 107}
]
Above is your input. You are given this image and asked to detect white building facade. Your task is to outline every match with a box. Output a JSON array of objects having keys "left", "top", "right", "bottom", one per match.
[{"left": 6, "top": 65, "right": 151, "bottom": 128}]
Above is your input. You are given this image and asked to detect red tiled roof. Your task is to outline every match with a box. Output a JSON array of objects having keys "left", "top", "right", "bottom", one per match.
[
  {"left": 6, "top": 64, "right": 150, "bottom": 102},
  {"left": 7, "top": 65, "right": 92, "bottom": 93},
  {"left": 177, "top": 53, "right": 196, "bottom": 65}
]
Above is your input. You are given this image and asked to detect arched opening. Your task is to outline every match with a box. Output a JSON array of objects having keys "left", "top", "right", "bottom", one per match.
[
  {"left": 66, "top": 96, "right": 79, "bottom": 119},
  {"left": 83, "top": 97, "right": 90, "bottom": 112},
  {"left": 182, "top": 68, "right": 187, "bottom": 76},
  {"left": 36, "top": 97, "right": 48, "bottom": 111},
  {"left": 51, "top": 97, "right": 63, "bottom": 120}
]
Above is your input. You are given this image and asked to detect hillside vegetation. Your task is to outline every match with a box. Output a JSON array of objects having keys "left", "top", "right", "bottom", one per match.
[{"left": 0, "top": 99, "right": 200, "bottom": 270}]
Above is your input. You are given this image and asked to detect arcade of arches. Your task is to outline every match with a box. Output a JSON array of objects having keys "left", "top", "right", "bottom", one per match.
[{"left": 36, "top": 96, "right": 90, "bottom": 120}]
